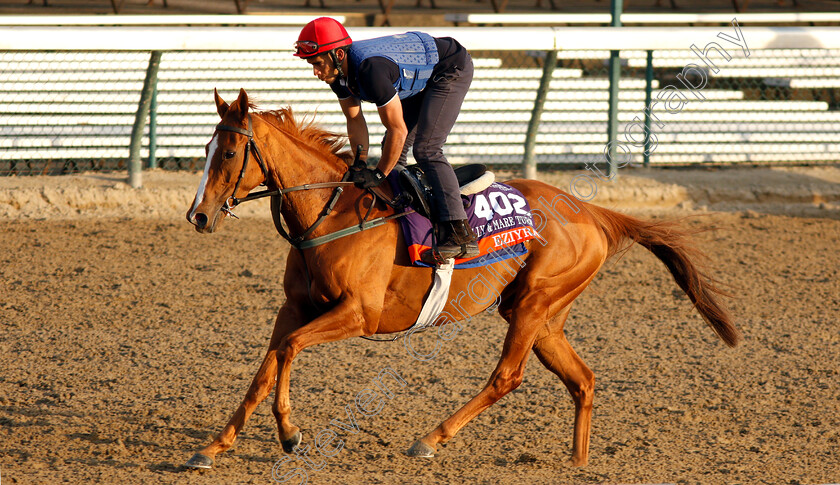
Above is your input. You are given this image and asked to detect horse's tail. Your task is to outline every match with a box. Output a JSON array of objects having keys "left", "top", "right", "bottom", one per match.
[{"left": 586, "top": 204, "right": 740, "bottom": 347}]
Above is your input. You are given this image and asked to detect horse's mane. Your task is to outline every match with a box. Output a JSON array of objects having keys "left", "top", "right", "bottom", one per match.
[{"left": 255, "top": 105, "right": 353, "bottom": 166}]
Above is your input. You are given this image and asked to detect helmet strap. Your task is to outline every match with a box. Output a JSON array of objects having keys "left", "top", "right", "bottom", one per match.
[{"left": 330, "top": 49, "right": 345, "bottom": 79}]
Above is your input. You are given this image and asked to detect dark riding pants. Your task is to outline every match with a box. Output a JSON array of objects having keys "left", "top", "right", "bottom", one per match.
[{"left": 386, "top": 54, "right": 474, "bottom": 222}]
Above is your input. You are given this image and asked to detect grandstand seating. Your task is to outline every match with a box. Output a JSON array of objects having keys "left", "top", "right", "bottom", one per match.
[
  {"left": 445, "top": 12, "right": 840, "bottom": 26},
  {"left": 1, "top": 46, "right": 839, "bottom": 174}
]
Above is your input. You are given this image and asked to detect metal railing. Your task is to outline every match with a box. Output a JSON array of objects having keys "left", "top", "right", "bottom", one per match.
[{"left": 2, "top": 20, "right": 840, "bottom": 186}]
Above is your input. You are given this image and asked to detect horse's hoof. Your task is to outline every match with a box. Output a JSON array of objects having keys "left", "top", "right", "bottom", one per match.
[
  {"left": 405, "top": 440, "right": 435, "bottom": 458},
  {"left": 184, "top": 452, "right": 214, "bottom": 469},
  {"left": 281, "top": 430, "right": 302, "bottom": 453}
]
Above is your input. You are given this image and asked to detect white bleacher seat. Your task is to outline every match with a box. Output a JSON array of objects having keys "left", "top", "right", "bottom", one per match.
[
  {"left": 538, "top": 111, "right": 840, "bottom": 123},
  {"left": 555, "top": 50, "right": 650, "bottom": 59},
  {"left": 653, "top": 48, "right": 840, "bottom": 59},
  {"left": 472, "top": 58, "right": 504, "bottom": 68},
  {"left": 472, "top": 68, "right": 583, "bottom": 79},
  {"left": 0, "top": 81, "right": 144, "bottom": 92},
  {"left": 789, "top": 79, "right": 840, "bottom": 88},
  {"left": 3, "top": 47, "right": 840, "bottom": 170},
  {"left": 158, "top": 70, "right": 319, "bottom": 81},
  {"left": 0, "top": 72, "right": 149, "bottom": 83},
  {"left": 444, "top": 12, "right": 840, "bottom": 26},
  {"left": 443, "top": 132, "right": 840, "bottom": 146},
  {"left": 457, "top": 100, "right": 830, "bottom": 112},
  {"left": 715, "top": 67, "right": 840, "bottom": 78},
  {"left": 0, "top": 15, "right": 345, "bottom": 26},
  {"left": 626, "top": 58, "right": 840, "bottom": 69}
]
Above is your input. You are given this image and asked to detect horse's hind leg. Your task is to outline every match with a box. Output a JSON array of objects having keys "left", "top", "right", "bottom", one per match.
[
  {"left": 532, "top": 306, "right": 595, "bottom": 466},
  {"left": 406, "top": 293, "right": 550, "bottom": 458}
]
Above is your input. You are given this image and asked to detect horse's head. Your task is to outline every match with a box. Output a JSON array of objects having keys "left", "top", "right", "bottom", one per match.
[{"left": 187, "top": 88, "right": 267, "bottom": 233}]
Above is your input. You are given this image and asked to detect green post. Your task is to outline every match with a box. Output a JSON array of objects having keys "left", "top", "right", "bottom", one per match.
[
  {"left": 148, "top": 85, "right": 158, "bottom": 170},
  {"left": 643, "top": 50, "right": 654, "bottom": 167},
  {"left": 523, "top": 50, "right": 557, "bottom": 180},
  {"left": 128, "top": 50, "right": 162, "bottom": 188},
  {"left": 606, "top": 0, "right": 623, "bottom": 178}
]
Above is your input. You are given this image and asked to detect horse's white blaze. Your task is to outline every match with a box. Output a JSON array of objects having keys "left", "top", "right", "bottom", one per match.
[{"left": 189, "top": 134, "right": 218, "bottom": 220}]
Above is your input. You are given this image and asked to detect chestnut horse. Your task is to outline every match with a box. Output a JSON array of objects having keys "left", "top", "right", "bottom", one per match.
[{"left": 184, "top": 88, "right": 740, "bottom": 469}]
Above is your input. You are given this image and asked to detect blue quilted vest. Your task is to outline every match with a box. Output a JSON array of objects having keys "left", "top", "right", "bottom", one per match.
[{"left": 347, "top": 32, "right": 440, "bottom": 101}]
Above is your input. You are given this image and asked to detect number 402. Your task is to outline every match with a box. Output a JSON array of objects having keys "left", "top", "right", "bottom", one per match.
[{"left": 473, "top": 192, "right": 528, "bottom": 220}]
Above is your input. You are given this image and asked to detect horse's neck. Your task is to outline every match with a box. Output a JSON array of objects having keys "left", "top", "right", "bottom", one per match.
[{"left": 262, "top": 132, "right": 363, "bottom": 238}]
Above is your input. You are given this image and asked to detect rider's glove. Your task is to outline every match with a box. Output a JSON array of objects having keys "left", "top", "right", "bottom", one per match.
[{"left": 350, "top": 166, "right": 385, "bottom": 189}]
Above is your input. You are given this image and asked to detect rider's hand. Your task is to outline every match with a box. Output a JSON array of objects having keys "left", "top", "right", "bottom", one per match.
[
  {"left": 349, "top": 144, "right": 383, "bottom": 189},
  {"left": 350, "top": 166, "right": 385, "bottom": 189}
]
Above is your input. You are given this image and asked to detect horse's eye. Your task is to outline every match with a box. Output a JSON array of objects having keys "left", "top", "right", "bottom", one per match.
[{"left": 223, "top": 150, "right": 236, "bottom": 159}]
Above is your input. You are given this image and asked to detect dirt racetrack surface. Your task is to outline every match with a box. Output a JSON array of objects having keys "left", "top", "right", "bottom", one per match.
[{"left": 1, "top": 166, "right": 839, "bottom": 484}]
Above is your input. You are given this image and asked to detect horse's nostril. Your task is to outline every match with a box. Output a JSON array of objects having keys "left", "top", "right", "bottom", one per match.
[{"left": 194, "top": 213, "right": 208, "bottom": 229}]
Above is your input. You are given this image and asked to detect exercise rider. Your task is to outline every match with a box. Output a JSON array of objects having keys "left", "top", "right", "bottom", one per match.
[{"left": 294, "top": 17, "right": 478, "bottom": 261}]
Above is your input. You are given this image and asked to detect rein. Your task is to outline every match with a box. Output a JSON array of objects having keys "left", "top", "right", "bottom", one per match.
[{"left": 215, "top": 115, "right": 410, "bottom": 251}]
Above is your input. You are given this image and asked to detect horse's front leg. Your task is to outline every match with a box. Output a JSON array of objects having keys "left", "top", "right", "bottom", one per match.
[
  {"left": 272, "top": 298, "right": 366, "bottom": 452},
  {"left": 185, "top": 303, "right": 306, "bottom": 469}
]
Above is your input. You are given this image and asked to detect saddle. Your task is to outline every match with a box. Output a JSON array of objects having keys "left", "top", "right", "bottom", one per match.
[{"left": 393, "top": 164, "right": 495, "bottom": 219}]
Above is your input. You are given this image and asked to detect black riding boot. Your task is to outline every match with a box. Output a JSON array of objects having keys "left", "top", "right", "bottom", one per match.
[{"left": 422, "top": 220, "right": 479, "bottom": 264}]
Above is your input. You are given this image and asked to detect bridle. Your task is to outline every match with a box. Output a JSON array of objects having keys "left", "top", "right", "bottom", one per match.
[
  {"left": 213, "top": 114, "right": 409, "bottom": 251},
  {"left": 215, "top": 114, "right": 272, "bottom": 219}
]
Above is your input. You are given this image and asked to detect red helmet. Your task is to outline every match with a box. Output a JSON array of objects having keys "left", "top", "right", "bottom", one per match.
[{"left": 294, "top": 17, "right": 352, "bottom": 58}]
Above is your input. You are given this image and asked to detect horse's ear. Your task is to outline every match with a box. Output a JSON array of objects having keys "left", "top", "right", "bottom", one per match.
[
  {"left": 237, "top": 88, "right": 248, "bottom": 106},
  {"left": 214, "top": 88, "right": 229, "bottom": 119},
  {"left": 225, "top": 88, "right": 249, "bottom": 122}
]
